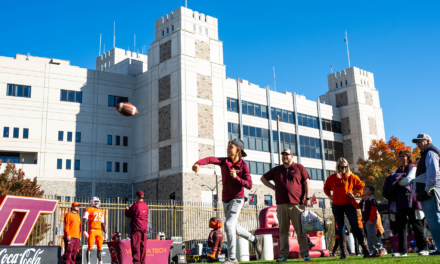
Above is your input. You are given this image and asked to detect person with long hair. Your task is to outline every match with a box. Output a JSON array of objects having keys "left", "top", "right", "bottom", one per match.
[{"left": 323, "top": 158, "right": 371, "bottom": 259}]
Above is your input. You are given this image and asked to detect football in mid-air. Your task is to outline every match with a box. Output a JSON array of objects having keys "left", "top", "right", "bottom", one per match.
[{"left": 116, "top": 102, "right": 139, "bottom": 116}]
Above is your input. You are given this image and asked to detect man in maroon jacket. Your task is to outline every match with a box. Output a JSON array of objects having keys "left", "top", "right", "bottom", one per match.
[
  {"left": 125, "top": 191, "right": 149, "bottom": 264},
  {"left": 193, "top": 139, "right": 263, "bottom": 264}
]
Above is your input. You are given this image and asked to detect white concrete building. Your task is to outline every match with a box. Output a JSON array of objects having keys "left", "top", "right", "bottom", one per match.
[{"left": 0, "top": 6, "right": 384, "bottom": 204}]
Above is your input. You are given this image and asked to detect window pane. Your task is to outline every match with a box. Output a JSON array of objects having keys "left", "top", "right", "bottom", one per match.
[
  {"left": 311, "top": 147, "right": 316, "bottom": 158},
  {"left": 255, "top": 104, "right": 261, "bottom": 117},
  {"left": 242, "top": 101, "right": 248, "bottom": 115},
  {"left": 108, "top": 95, "right": 115, "bottom": 107},
  {"left": 276, "top": 109, "right": 282, "bottom": 119},
  {"left": 61, "top": 90, "right": 67, "bottom": 101},
  {"left": 332, "top": 121, "right": 337, "bottom": 132},
  {"left": 107, "top": 162, "right": 112, "bottom": 172},
  {"left": 297, "top": 114, "right": 303, "bottom": 126},
  {"left": 264, "top": 163, "right": 270, "bottom": 174},
  {"left": 261, "top": 106, "right": 267, "bottom": 119},
  {"left": 273, "top": 141, "right": 278, "bottom": 153},
  {"left": 256, "top": 128, "right": 262, "bottom": 138},
  {"left": 242, "top": 136, "right": 248, "bottom": 149},
  {"left": 264, "top": 195, "right": 272, "bottom": 206},
  {"left": 313, "top": 117, "right": 318, "bottom": 129},
  {"left": 290, "top": 134, "right": 296, "bottom": 144},
  {"left": 282, "top": 110, "right": 288, "bottom": 122},
  {"left": 123, "top": 163, "right": 127, "bottom": 173},
  {"left": 316, "top": 147, "right": 321, "bottom": 159},
  {"left": 271, "top": 108, "right": 276, "bottom": 120},
  {"left": 115, "top": 162, "right": 120, "bottom": 172},
  {"left": 107, "top": 135, "right": 112, "bottom": 145},
  {"left": 248, "top": 102, "right": 254, "bottom": 116},
  {"left": 256, "top": 139, "right": 263, "bottom": 151},
  {"left": 67, "top": 91, "right": 75, "bottom": 102},
  {"left": 57, "top": 159, "right": 62, "bottom": 169},
  {"left": 66, "top": 160, "right": 71, "bottom": 170},
  {"left": 123, "top": 136, "right": 128, "bottom": 146},
  {"left": 257, "top": 162, "right": 264, "bottom": 175},
  {"left": 326, "top": 121, "right": 332, "bottom": 131},
  {"left": 291, "top": 145, "right": 296, "bottom": 156},
  {"left": 16, "top": 85, "right": 23, "bottom": 97},
  {"left": 58, "top": 131, "right": 64, "bottom": 141},
  {"left": 66, "top": 132, "right": 72, "bottom": 142},
  {"left": 250, "top": 162, "right": 257, "bottom": 174},
  {"left": 305, "top": 146, "right": 311, "bottom": 157},
  {"left": 304, "top": 136, "right": 309, "bottom": 146},
  {"left": 288, "top": 112, "right": 294, "bottom": 124},
  {"left": 232, "top": 123, "right": 239, "bottom": 134},
  {"left": 302, "top": 115, "right": 308, "bottom": 126},
  {"left": 24, "top": 86, "right": 31, "bottom": 98},
  {"left": 76, "top": 92, "right": 82, "bottom": 103},
  {"left": 116, "top": 136, "right": 120, "bottom": 145},
  {"left": 4, "top": 127, "right": 10, "bottom": 137},
  {"left": 300, "top": 146, "right": 305, "bottom": 157},
  {"left": 231, "top": 98, "right": 237, "bottom": 112},
  {"left": 263, "top": 140, "right": 269, "bottom": 152},
  {"left": 263, "top": 129, "right": 269, "bottom": 139},
  {"left": 308, "top": 116, "right": 314, "bottom": 128},
  {"left": 76, "top": 132, "right": 81, "bottom": 142},
  {"left": 249, "top": 127, "right": 255, "bottom": 137},
  {"left": 13, "top": 128, "right": 19, "bottom": 138},
  {"left": 23, "top": 128, "right": 29, "bottom": 139},
  {"left": 272, "top": 131, "right": 278, "bottom": 141},
  {"left": 7, "top": 84, "right": 14, "bottom": 96},
  {"left": 249, "top": 137, "right": 256, "bottom": 150}
]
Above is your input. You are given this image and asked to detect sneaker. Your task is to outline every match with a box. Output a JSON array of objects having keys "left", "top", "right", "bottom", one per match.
[
  {"left": 382, "top": 250, "right": 388, "bottom": 255},
  {"left": 419, "top": 250, "right": 430, "bottom": 256},
  {"left": 253, "top": 237, "right": 264, "bottom": 260},
  {"left": 221, "top": 258, "right": 238, "bottom": 264},
  {"left": 276, "top": 257, "right": 287, "bottom": 262},
  {"left": 330, "top": 253, "right": 337, "bottom": 257},
  {"left": 371, "top": 250, "right": 385, "bottom": 258},
  {"left": 308, "top": 242, "right": 315, "bottom": 249},
  {"left": 430, "top": 251, "right": 440, "bottom": 256},
  {"left": 392, "top": 252, "right": 407, "bottom": 257},
  {"left": 303, "top": 255, "right": 311, "bottom": 261}
]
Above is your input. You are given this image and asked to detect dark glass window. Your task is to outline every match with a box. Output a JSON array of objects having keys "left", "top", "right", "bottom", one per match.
[
  {"left": 264, "top": 195, "right": 272, "bottom": 206},
  {"left": 76, "top": 132, "right": 81, "bottom": 142},
  {"left": 58, "top": 131, "right": 64, "bottom": 141},
  {"left": 244, "top": 160, "right": 271, "bottom": 175},
  {"left": 227, "top": 122, "right": 240, "bottom": 141},
  {"left": 67, "top": 132, "right": 72, "bottom": 142},
  {"left": 107, "top": 162, "right": 112, "bottom": 172},
  {"left": 274, "top": 131, "right": 296, "bottom": 155},
  {"left": 13, "top": 128, "right": 19, "bottom": 138},
  {"left": 60, "top": 90, "right": 82, "bottom": 103},
  {"left": 261, "top": 106, "right": 268, "bottom": 119},
  {"left": 299, "top": 136, "right": 321, "bottom": 159},
  {"left": 123, "top": 136, "right": 128, "bottom": 146},
  {"left": 324, "top": 141, "right": 344, "bottom": 162},
  {"left": 6, "top": 84, "right": 31, "bottom": 98},
  {"left": 0, "top": 154, "right": 19, "bottom": 164},
  {"left": 271, "top": 107, "right": 294, "bottom": 124},
  {"left": 115, "top": 162, "right": 120, "bottom": 172},
  {"left": 66, "top": 159, "right": 71, "bottom": 170},
  {"left": 242, "top": 101, "right": 248, "bottom": 115},
  {"left": 123, "top": 163, "right": 128, "bottom": 173},
  {"left": 61, "top": 90, "right": 67, "bottom": 101},
  {"left": 107, "top": 135, "right": 112, "bottom": 145},
  {"left": 306, "top": 168, "right": 323, "bottom": 181},
  {"left": 74, "top": 160, "right": 80, "bottom": 170},
  {"left": 322, "top": 118, "right": 341, "bottom": 133},
  {"left": 116, "top": 136, "right": 120, "bottom": 146},
  {"left": 3, "top": 127, "right": 9, "bottom": 138},
  {"left": 23, "top": 128, "right": 29, "bottom": 139},
  {"left": 108, "top": 95, "right": 128, "bottom": 107},
  {"left": 7, "top": 84, "right": 14, "bottom": 96},
  {"left": 227, "top": 98, "right": 238, "bottom": 113},
  {"left": 242, "top": 124, "right": 270, "bottom": 153},
  {"left": 57, "top": 159, "right": 62, "bottom": 169},
  {"left": 67, "top": 91, "right": 75, "bottom": 102},
  {"left": 76, "top": 92, "right": 82, "bottom": 103},
  {"left": 317, "top": 198, "right": 325, "bottom": 208}
]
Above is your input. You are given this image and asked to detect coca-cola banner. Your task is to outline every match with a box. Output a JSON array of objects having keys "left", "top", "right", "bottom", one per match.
[{"left": 0, "top": 246, "right": 61, "bottom": 264}]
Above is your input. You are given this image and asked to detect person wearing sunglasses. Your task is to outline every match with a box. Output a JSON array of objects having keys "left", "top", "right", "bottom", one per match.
[
  {"left": 323, "top": 157, "right": 370, "bottom": 259},
  {"left": 412, "top": 133, "right": 440, "bottom": 256}
]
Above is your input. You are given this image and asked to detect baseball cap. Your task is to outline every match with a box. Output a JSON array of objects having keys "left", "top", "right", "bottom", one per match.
[
  {"left": 281, "top": 149, "right": 293, "bottom": 155},
  {"left": 136, "top": 191, "right": 144, "bottom": 198},
  {"left": 71, "top": 202, "right": 81, "bottom": 207},
  {"left": 412, "top": 133, "right": 432, "bottom": 143},
  {"left": 230, "top": 138, "right": 247, "bottom": 157}
]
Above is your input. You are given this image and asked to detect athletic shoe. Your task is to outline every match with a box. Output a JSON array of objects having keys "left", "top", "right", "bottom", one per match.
[
  {"left": 330, "top": 253, "right": 337, "bottom": 257},
  {"left": 371, "top": 250, "right": 385, "bottom": 258},
  {"left": 253, "top": 236, "right": 264, "bottom": 260},
  {"left": 303, "top": 255, "right": 311, "bottom": 261},
  {"left": 392, "top": 252, "right": 407, "bottom": 257},
  {"left": 419, "top": 250, "right": 430, "bottom": 256},
  {"left": 276, "top": 257, "right": 287, "bottom": 262}
]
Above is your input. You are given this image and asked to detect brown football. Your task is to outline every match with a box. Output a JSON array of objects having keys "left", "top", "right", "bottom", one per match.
[{"left": 116, "top": 103, "right": 139, "bottom": 116}]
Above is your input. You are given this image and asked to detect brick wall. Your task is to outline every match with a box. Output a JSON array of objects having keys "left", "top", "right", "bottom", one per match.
[
  {"left": 195, "top": 40, "right": 210, "bottom": 61},
  {"left": 159, "top": 145, "right": 172, "bottom": 171},
  {"left": 197, "top": 74, "right": 212, "bottom": 100},
  {"left": 198, "top": 104, "right": 214, "bottom": 139},
  {"left": 135, "top": 173, "right": 183, "bottom": 200},
  {"left": 343, "top": 139, "right": 354, "bottom": 164},
  {"left": 160, "top": 40, "right": 171, "bottom": 63},
  {"left": 335, "top": 91, "right": 348, "bottom": 107},
  {"left": 198, "top": 144, "right": 214, "bottom": 169},
  {"left": 95, "top": 182, "right": 132, "bottom": 198},
  {"left": 341, "top": 117, "right": 351, "bottom": 136},
  {"left": 364, "top": 91, "right": 373, "bottom": 106},
  {"left": 368, "top": 117, "right": 377, "bottom": 135},
  {"left": 40, "top": 180, "right": 92, "bottom": 197},
  {"left": 159, "top": 75, "right": 171, "bottom": 102},
  {"left": 159, "top": 104, "right": 171, "bottom": 141}
]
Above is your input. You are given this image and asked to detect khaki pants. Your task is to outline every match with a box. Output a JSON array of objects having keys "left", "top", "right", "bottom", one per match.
[{"left": 277, "top": 203, "right": 309, "bottom": 258}]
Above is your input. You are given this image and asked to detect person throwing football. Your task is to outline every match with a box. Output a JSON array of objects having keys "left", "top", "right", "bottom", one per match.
[
  {"left": 82, "top": 197, "right": 107, "bottom": 264},
  {"left": 192, "top": 139, "right": 263, "bottom": 264}
]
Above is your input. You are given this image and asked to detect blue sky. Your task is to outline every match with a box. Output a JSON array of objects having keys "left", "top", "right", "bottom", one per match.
[{"left": 2, "top": 0, "right": 439, "bottom": 150}]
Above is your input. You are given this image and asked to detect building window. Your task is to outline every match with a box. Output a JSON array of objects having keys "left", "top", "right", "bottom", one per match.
[
  {"left": 321, "top": 119, "right": 342, "bottom": 134},
  {"left": 123, "top": 136, "right": 128, "bottom": 146},
  {"left": 317, "top": 198, "right": 325, "bottom": 208},
  {"left": 76, "top": 132, "right": 81, "bottom": 142},
  {"left": 172, "top": 25, "right": 174, "bottom": 31},
  {"left": 240, "top": 100, "right": 269, "bottom": 119},
  {"left": 57, "top": 159, "right": 62, "bottom": 169},
  {"left": 60, "top": 90, "right": 82, "bottom": 103},
  {"left": 271, "top": 107, "right": 294, "bottom": 124},
  {"left": 115, "top": 162, "right": 120, "bottom": 172},
  {"left": 13, "top": 128, "right": 19, "bottom": 138},
  {"left": 107, "top": 135, "right": 112, "bottom": 145},
  {"left": 324, "top": 140, "right": 344, "bottom": 162},
  {"left": 227, "top": 122, "right": 239, "bottom": 141},
  {"left": 244, "top": 160, "right": 271, "bottom": 175},
  {"left": 297, "top": 113, "right": 319, "bottom": 129},
  {"left": 273, "top": 131, "right": 296, "bottom": 155},
  {"left": 0, "top": 154, "right": 19, "bottom": 164},
  {"left": 326, "top": 170, "right": 336, "bottom": 178},
  {"left": 243, "top": 125, "right": 270, "bottom": 152},
  {"left": 199, "top": 26, "right": 202, "bottom": 33},
  {"left": 123, "top": 163, "right": 128, "bottom": 173},
  {"left": 75, "top": 160, "right": 80, "bottom": 170},
  {"left": 300, "top": 135, "right": 321, "bottom": 159},
  {"left": 227, "top": 97, "right": 238, "bottom": 113},
  {"left": 23, "top": 128, "right": 29, "bottom": 139},
  {"left": 167, "top": 28, "right": 169, "bottom": 34},
  {"left": 67, "top": 132, "right": 73, "bottom": 142},
  {"left": 162, "top": 30, "right": 164, "bottom": 36},
  {"left": 115, "top": 136, "right": 120, "bottom": 146},
  {"left": 248, "top": 194, "right": 257, "bottom": 205},
  {"left": 107, "top": 162, "right": 112, "bottom": 172},
  {"left": 66, "top": 159, "right": 71, "bottom": 170},
  {"left": 6, "top": 84, "right": 31, "bottom": 98},
  {"left": 193, "top": 24, "right": 196, "bottom": 31},
  {"left": 264, "top": 195, "right": 272, "bottom": 206},
  {"left": 336, "top": 83, "right": 338, "bottom": 88},
  {"left": 205, "top": 28, "right": 208, "bottom": 35},
  {"left": 341, "top": 81, "right": 342, "bottom": 87},
  {"left": 306, "top": 167, "right": 323, "bottom": 181},
  {"left": 108, "top": 95, "right": 128, "bottom": 107},
  {"left": 3, "top": 127, "right": 9, "bottom": 138},
  {"left": 58, "top": 131, "right": 64, "bottom": 141},
  {"left": 345, "top": 80, "right": 348, "bottom": 85}
]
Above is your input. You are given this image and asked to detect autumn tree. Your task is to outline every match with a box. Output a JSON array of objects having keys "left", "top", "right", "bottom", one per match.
[
  {"left": 0, "top": 161, "right": 50, "bottom": 245},
  {"left": 355, "top": 136, "right": 419, "bottom": 202}
]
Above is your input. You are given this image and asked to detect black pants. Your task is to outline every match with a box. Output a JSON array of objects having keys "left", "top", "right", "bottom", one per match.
[
  {"left": 396, "top": 208, "right": 428, "bottom": 253},
  {"left": 333, "top": 238, "right": 339, "bottom": 254},
  {"left": 354, "top": 228, "right": 365, "bottom": 255}
]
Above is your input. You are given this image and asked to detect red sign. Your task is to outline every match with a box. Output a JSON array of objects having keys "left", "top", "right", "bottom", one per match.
[
  {"left": 311, "top": 194, "right": 317, "bottom": 205},
  {"left": 0, "top": 195, "right": 58, "bottom": 246},
  {"left": 108, "top": 240, "right": 172, "bottom": 264}
]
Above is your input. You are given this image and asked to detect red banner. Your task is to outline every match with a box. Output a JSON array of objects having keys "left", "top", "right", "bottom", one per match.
[{"left": 107, "top": 240, "right": 172, "bottom": 264}]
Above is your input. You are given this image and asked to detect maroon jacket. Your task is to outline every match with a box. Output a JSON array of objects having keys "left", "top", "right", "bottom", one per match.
[
  {"left": 196, "top": 157, "right": 252, "bottom": 202},
  {"left": 125, "top": 201, "right": 149, "bottom": 232}
]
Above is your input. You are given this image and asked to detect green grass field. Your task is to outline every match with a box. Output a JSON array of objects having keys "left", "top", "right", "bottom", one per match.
[{"left": 211, "top": 253, "right": 440, "bottom": 263}]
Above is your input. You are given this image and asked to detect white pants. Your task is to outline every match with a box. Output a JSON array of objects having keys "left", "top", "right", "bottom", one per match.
[{"left": 223, "top": 198, "right": 255, "bottom": 259}]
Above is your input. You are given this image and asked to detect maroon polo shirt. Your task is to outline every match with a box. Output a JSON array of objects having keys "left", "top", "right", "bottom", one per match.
[
  {"left": 125, "top": 201, "right": 149, "bottom": 232},
  {"left": 263, "top": 163, "right": 310, "bottom": 205},
  {"left": 196, "top": 157, "right": 252, "bottom": 202}
]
